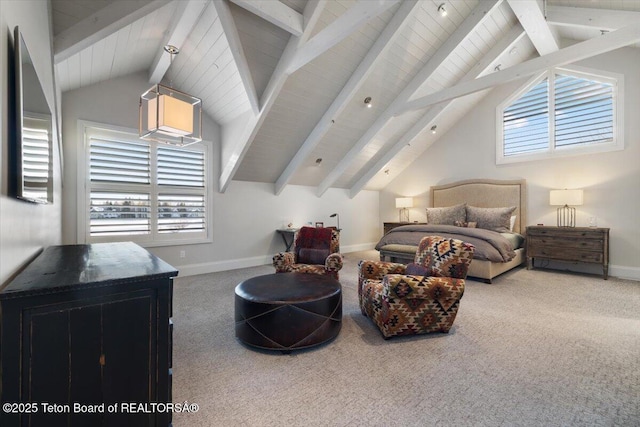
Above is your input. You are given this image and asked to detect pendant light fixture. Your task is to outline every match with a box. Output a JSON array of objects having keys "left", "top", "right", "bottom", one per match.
[{"left": 139, "top": 45, "right": 202, "bottom": 146}]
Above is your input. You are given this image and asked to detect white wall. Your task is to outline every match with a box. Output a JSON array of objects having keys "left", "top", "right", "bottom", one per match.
[
  {"left": 0, "top": 1, "right": 62, "bottom": 285},
  {"left": 62, "top": 72, "right": 380, "bottom": 276},
  {"left": 381, "top": 47, "right": 640, "bottom": 280}
]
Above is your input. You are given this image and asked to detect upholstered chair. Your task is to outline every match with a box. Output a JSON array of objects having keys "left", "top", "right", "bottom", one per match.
[
  {"left": 358, "top": 236, "right": 475, "bottom": 339},
  {"left": 273, "top": 226, "right": 343, "bottom": 279}
]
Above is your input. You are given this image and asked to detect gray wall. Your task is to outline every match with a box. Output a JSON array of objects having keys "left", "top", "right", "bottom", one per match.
[
  {"left": 380, "top": 47, "right": 640, "bottom": 280},
  {"left": 61, "top": 72, "right": 380, "bottom": 275},
  {"left": 0, "top": 0, "right": 62, "bottom": 285}
]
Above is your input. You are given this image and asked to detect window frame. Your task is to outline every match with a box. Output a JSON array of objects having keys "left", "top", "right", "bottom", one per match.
[
  {"left": 496, "top": 65, "right": 624, "bottom": 165},
  {"left": 77, "top": 120, "right": 212, "bottom": 247}
]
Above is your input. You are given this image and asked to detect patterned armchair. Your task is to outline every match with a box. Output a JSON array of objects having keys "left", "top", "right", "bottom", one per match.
[
  {"left": 358, "top": 236, "right": 475, "bottom": 339},
  {"left": 273, "top": 226, "right": 343, "bottom": 279}
]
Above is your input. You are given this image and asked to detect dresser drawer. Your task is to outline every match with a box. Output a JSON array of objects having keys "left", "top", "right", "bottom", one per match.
[
  {"left": 528, "top": 236, "right": 603, "bottom": 251},
  {"left": 528, "top": 246, "right": 603, "bottom": 263},
  {"left": 527, "top": 228, "right": 604, "bottom": 240}
]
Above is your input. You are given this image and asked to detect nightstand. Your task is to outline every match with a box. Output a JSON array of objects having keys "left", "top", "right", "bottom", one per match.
[
  {"left": 383, "top": 222, "right": 427, "bottom": 235},
  {"left": 526, "top": 226, "right": 610, "bottom": 279}
]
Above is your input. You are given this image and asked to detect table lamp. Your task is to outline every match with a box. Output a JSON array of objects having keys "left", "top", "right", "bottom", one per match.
[
  {"left": 550, "top": 189, "right": 583, "bottom": 227},
  {"left": 395, "top": 197, "right": 413, "bottom": 222}
]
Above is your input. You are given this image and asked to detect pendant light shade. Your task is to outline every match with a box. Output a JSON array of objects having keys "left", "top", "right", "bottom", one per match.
[{"left": 140, "top": 83, "right": 202, "bottom": 146}]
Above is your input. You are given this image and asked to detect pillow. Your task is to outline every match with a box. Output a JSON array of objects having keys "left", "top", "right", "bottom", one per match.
[
  {"left": 466, "top": 205, "right": 517, "bottom": 232},
  {"left": 454, "top": 220, "right": 477, "bottom": 228},
  {"left": 405, "top": 263, "right": 430, "bottom": 276},
  {"left": 297, "top": 248, "right": 330, "bottom": 264},
  {"left": 426, "top": 203, "right": 466, "bottom": 225},
  {"left": 510, "top": 215, "right": 517, "bottom": 232}
]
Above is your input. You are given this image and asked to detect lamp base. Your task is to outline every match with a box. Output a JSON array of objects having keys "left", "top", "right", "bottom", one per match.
[
  {"left": 557, "top": 205, "right": 576, "bottom": 227},
  {"left": 399, "top": 208, "right": 409, "bottom": 223}
]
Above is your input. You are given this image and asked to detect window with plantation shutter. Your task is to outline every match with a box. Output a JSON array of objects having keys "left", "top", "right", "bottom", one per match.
[
  {"left": 81, "top": 123, "right": 208, "bottom": 245},
  {"left": 554, "top": 73, "right": 613, "bottom": 148},
  {"left": 157, "top": 146, "right": 205, "bottom": 234},
  {"left": 21, "top": 117, "right": 52, "bottom": 201},
  {"left": 503, "top": 78, "right": 549, "bottom": 156},
  {"left": 497, "top": 67, "right": 623, "bottom": 164}
]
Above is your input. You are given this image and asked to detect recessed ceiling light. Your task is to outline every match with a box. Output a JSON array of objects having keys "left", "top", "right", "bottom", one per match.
[
  {"left": 430, "top": 125, "right": 437, "bottom": 134},
  {"left": 364, "top": 97, "right": 373, "bottom": 108},
  {"left": 437, "top": 3, "right": 447, "bottom": 17}
]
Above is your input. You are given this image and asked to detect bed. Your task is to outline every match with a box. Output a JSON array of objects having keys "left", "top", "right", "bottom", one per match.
[{"left": 377, "top": 179, "right": 527, "bottom": 283}]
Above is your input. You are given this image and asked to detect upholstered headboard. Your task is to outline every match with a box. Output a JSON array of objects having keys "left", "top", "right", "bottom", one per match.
[{"left": 430, "top": 179, "right": 527, "bottom": 234}]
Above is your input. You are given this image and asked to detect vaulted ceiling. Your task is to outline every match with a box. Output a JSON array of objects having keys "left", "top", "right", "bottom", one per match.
[{"left": 52, "top": 0, "right": 640, "bottom": 196}]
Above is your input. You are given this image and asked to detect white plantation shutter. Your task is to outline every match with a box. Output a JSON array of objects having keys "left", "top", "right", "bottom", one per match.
[
  {"left": 158, "top": 194, "right": 205, "bottom": 233},
  {"left": 158, "top": 146, "right": 204, "bottom": 187},
  {"left": 554, "top": 73, "right": 613, "bottom": 147},
  {"left": 503, "top": 78, "right": 549, "bottom": 156},
  {"left": 22, "top": 117, "right": 51, "bottom": 200},
  {"left": 157, "top": 146, "right": 206, "bottom": 234},
  {"left": 90, "top": 137, "right": 150, "bottom": 183},
  {"left": 499, "top": 68, "right": 619, "bottom": 162},
  {"left": 90, "top": 192, "right": 150, "bottom": 236},
  {"left": 85, "top": 126, "right": 207, "bottom": 243}
]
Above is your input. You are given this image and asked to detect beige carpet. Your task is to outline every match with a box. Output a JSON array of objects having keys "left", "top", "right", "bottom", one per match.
[{"left": 171, "top": 250, "right": 639, "bottom": 426}]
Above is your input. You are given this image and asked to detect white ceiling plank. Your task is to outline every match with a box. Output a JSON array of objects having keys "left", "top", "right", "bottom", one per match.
[
  {"left": 54, "top": 0, "right": 171, "bottom": 64},
  {"left": 212, "top": 0, "right": 260, "bottom": 115},
  {"left": 349, "top": 24, "right": 526, "bottom": 198},
  {"left": 229, "top": 0, "right": 303, "bottom": 36},
  {"left": 316, "top": 0, "right": 504, "bottom": 197},
  {"left": 286, "top": 0, "right": 401, "bottom": 74},
  {"left": 148, "top": 0, "right": 209, "bottom": 85},
  {"left": 273, "top": 0, "right": 421, "bottom": 195},
  {"left": 546, "top": 5, "right": 640, "bottom": 31},
  {"left": 507, "top": 0, "right": 558, "bottom": 55},
  {"left": 218, "top": 0, "right": 327, "bottom": 192},
  {"left": 397, "top": 22, "right": 640, "bottom": 115}
]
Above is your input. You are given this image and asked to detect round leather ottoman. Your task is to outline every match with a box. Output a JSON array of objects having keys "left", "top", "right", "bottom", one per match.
[{"left": 235, "top": 273, "right": 342, "bottom": 352}]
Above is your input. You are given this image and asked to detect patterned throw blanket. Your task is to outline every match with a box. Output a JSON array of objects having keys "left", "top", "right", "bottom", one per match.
[{"left": 375, "top": 225, "right": 517, "bottom": 263}]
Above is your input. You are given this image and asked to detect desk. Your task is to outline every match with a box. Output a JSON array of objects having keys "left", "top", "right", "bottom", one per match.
[{"left": 276, "top": 228, "right": 299, "bottom": 251}]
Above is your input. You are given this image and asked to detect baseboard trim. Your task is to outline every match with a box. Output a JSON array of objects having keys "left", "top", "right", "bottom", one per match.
[
  {"left": 175, "top": 242, "right": 378, "bottom": 277},
  {"left": 610, "top": 265, "right": 640, "bottom": 281},
  {"left": 176, "top": 255, "right": 272, "bottom": 277}
]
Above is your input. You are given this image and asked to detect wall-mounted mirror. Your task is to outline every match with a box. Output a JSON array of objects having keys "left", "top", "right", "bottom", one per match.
[{"left": 14, "top": 26, "right": 53, "bottom": 204}]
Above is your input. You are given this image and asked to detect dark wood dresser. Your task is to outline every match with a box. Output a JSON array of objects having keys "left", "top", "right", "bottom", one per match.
[
  {"left": 526, "top": 226, "right": 609, "bottom": 279},
  {"left": 0, "top": 242, "right": 178, "bottom": 427}
]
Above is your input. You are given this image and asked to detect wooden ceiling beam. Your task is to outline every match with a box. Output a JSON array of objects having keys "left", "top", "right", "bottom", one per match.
[
  {"left": 218, "top": 0, "right": 327, "bottom": 192},
  {"left": 212, "top": 0, "right": 260, "bottom": 115},
  {"left": 286, "top": 0, "right": 400, "bottom": 74},
  {"left": 229, "top": 0, "right": 304, "bottom": 36},
  {"left": 507, "top": 0, "right": 559, "bottom": 55},
  {"left": 348, "top": 24, "right": 526, "bottom": 198},
  {"left": 316, "top": 0, "right": 503, "bottom": 197},
  {"left": 148, "top": 0, "right": 209, "bottom": 85},
  {"left": 397, "top": 22, "right": 640, "bottom": 115},
  {"left": 54, "top": 0, "right": 170, "bottom": 64},
  {"left": 546, "top": 5, "right": 640, "bottom": 32},
  {"left": 218, "top": 0, "right": 400, "bottom": 192},
  {"left": 274, "top": 0, "right": 420, "bottom": 195}
]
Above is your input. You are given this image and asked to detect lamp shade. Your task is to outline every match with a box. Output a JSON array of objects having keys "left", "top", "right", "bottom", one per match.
[
  {"left": 395, "top": 197, "right": 413, "bottom": 208},
  {"left": 140, "top": 84, "right": 202, "bottom": 146},
  {"left": 550, "top": 189, "right": 583, "bottom": 206}
]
